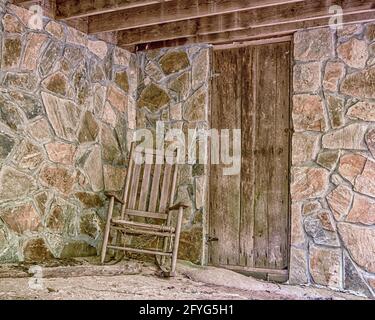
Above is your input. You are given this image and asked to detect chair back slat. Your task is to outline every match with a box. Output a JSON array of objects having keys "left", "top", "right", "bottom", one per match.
[
  {"left": 128, "top": 163, "right": 141, "bottom": 209},
  {"left": 138, "top": 163, "right": 152, "bottom": 211},
  {"left": 169, "top": 164, "right": 178, "bottom": 206},
  {"left": 148, "top": 163, "right": 162, "bottom": 212},
  {"left": 159, "top": 163, "right": 172, "bottom": 212}
]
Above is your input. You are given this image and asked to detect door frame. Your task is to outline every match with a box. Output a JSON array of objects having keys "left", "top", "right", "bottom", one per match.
[{"left": 205, "top": 36, "right": 293, "bottom": 282}]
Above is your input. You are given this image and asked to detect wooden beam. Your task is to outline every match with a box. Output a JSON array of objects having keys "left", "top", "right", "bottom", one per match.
[
  {"left": 212, "top": 36, "right": 293, "bottom": 50},
  {"left": 65, "top": 17, "right": 89, "bottom": 34},
  {"left": 118, "top": 0, "right": 374, "bottom": 46},
  {"left": 12, "top": 0, "right": 37, "bottom": 5},
  {"left": 56, "top": 0, "right": 173, "bottom": 20},
  {"left": 133, "top": 10, "right": 375, "bottom": 51},
  {"left": 87, "top": 0, "right": 304, "bottom": 34}
]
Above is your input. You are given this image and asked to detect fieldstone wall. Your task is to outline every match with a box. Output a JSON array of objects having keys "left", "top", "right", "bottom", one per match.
[
  {"left": 290, "top": 23, "right": 375, "bottom": 297},
  {"left": 136, "top": 46, "right": 211, "bottom": 264},
  {"left": 0, "top": 3, "right": 136, "bottom": 262}
]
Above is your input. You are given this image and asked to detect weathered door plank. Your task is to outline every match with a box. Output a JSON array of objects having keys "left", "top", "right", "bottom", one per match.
[
  {"left": 239, "top": 46, "right": 255, "bottom": 267},
  {"left": 210, "top": 48, "right": 242, "bottom": 266},
  {"left": 268, "top": 42, "right": 290, "bottom": 269}
]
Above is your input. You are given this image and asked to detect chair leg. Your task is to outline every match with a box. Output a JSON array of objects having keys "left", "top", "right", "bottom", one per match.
[
  {"left": 100, "top": 196, "right": 115, "bottom": 264},
  {"left": 160, "top": 234, "right": 170, "bottom": 266},
  {"left": 170, "top": 206, "right": 184, "bottom": 276}
]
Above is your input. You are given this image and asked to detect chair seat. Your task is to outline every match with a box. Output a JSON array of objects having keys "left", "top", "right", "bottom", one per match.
[{"left": 111, "top": 219, "right": 175, "bottom": 233}]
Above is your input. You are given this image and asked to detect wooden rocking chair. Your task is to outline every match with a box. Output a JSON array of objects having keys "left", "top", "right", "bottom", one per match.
[{"left": 100, "top": 143, "right": 189, "bottom": 276}]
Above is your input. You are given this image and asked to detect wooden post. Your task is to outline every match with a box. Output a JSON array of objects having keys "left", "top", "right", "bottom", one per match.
[
  {"left": 170, "top": 206, "right": 183, "bottom": 276},
  {"left": 101, "top": 196, "right": 115, "bottom": 264}
]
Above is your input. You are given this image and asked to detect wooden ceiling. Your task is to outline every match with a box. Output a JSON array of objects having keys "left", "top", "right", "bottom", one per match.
[{"left": 12, "top": 0, "right": 375, "bottom": 51}]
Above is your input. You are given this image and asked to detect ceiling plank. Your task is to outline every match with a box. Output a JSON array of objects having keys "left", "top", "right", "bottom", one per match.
[
  {"left": 117, "top": 0, "right": 374, "bottom": 46},
  {"left": 12, "top": 0, "right": 37, "bottom": 5},
  {"left": 87, "top": 0, "right": 305, "bottom": 34},
  {"left": 56, "top": 0, "right": 173, "bottom": 20},
  {"left": 134, "top": 10, "right": 375, "bottom": 51},
  {"left": 65, "top": 17, "right": 89, "bottom": 34}
]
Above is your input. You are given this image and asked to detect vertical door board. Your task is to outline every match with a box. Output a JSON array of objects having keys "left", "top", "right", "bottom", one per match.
[
  {"left": 210, "top": 48, "right": 242, "bottom": 266},
  {"left": 240, "top": 46, "right": 255, "bottom": 267},
  {"left": 252, "top": 44, "right": 277, "bottom": 268},
  {"left": 271, "top": 42, "right": 290, "bottom": 269}
]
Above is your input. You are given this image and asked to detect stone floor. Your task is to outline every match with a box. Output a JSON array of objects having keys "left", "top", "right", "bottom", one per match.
[{"left": 0, "top": 259, "right": 367, "bottom": 300}]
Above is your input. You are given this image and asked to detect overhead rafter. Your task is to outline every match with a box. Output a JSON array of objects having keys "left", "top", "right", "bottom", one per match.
[
  {"left": 86, "top": 0, "right": 305, "bottom": 34},
  {"left": 12, "top": 0, "right": 36, "bottom": 5},
  {"left": 117, "top": 0, "right": 375, "bottom": 46},
  {"left": 133, "top": 10, "right": 375, "bottom": 51},
  {"left": 55, "top": 0, "right": 173, "bottom": 20}
]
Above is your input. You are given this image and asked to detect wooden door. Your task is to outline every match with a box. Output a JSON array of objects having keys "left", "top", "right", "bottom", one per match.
[{"left": 209, "top": 41, "right": 291, "bottom": 279}]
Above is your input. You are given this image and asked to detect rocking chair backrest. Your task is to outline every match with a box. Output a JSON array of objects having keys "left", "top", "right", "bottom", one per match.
[{"left": 120, "top": 143, "right": 179, "bottom": 221}]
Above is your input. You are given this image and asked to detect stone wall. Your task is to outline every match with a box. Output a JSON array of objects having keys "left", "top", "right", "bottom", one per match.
[
  {"left": 290, "top": 23, "right": 375, "bottom": 297},
  {"left": 136, "top": 46, "right": 211, "bottom": 264},
  {"left": 0, "top": 3, "right": 136, "bottom": 262}
]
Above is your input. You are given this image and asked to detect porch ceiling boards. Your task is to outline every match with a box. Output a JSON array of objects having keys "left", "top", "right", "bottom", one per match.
[{"left": 12, "top": 0, "right": 375, "bottom": 51}]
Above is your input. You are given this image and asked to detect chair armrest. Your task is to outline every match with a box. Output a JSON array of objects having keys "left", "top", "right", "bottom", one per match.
[
  {"left": 169, "top": 201, "right": 191, "bottom": 211},
  {"left": 104, "top": 192, "right": 124, "bottom": 204}
]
